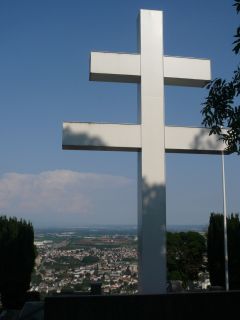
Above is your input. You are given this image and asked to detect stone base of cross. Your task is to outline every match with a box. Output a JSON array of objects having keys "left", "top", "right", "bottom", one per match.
[{"left": 62, "top": 10, "right": 226, "bottom": 294}]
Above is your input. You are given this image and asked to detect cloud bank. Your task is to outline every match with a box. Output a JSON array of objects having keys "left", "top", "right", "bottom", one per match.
[{"left": 0, "top": 170, "right": 137, "bottom": 227}]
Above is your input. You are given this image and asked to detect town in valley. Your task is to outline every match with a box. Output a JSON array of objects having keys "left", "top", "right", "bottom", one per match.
[
  {"left": 31, "top": 225, "right": 209, "bottom": 295},
  {"left": 31, "top": 227, "right": 138, "bottom": 295}
]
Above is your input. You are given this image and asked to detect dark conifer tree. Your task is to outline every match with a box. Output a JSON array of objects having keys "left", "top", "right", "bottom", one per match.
[
  {"left": 207, "top": 213, "right": 225, "bottom": 287},
  {"left": 0, "top": 215, "right": 36, "bottom": 309},
  {"left": 207, "top": 212, "right": 240, "bottom": 289}
]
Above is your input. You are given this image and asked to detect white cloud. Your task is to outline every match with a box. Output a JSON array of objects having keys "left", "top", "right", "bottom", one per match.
[{"left": 0, "top": 170, "right": 137, "bottom": 227}]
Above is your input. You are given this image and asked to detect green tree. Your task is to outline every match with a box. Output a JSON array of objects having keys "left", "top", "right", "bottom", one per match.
[
  {"left": 201, "top": 0, "right": 240, "bottom": 154},
  {"left": 207, "top": 212, "right": 240, "bottom": 289},
  {"left": 0, "top": 215, "right": 36, "bottom": 309},
  {"left": 82, "top": 255, "right": 99, "bottom": 265},
  {"left": 31, "top": 271, "right": 42, "bottom": 286},
  {"left": 167, "top": 231, "right": 206, "bottom": 286}
]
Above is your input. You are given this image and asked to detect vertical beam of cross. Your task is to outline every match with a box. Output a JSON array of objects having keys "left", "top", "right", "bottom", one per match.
[
  {"left": 62, "top": 9, "right": 218, "bottom": 294},
  {"left": 137, "top": 10, "right": 166, "bottom": 293}
]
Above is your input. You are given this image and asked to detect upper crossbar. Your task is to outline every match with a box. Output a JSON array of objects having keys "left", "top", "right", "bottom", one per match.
[{"left": 90, "top": 52, "right": 211, "bottom": 87}]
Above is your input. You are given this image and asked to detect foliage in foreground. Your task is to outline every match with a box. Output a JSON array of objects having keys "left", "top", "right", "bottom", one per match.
[
  {"left": 167, "top": 231, "right": 206, "bottom": 286},
  {"left": 201, "top": 0, "right": 240, "bottom": 154}
]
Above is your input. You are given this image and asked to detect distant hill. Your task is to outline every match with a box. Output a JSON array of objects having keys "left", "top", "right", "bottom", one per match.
[
  {"left": 167, "top": 225, "right": 207, "bottom": 233},
  {"left": 34, "top": 224, "right": 207, "bottom": 237}
]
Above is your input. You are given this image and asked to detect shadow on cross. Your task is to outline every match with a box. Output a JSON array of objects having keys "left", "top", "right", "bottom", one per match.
[
  {"left": 141, "top": 178, "right": 166, "bottom": 226},
  {"left": 62, "top": 125, "right": 107, "bottom": 151},
  {"left": 138, "top": 177, "right": 166, "bottom": 286},
  {"left": 190, "top": 127, "right": 228, "bottom": 155}
]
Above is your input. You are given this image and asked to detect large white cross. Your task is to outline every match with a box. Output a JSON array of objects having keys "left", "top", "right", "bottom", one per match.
[{"left": 62, "top": 10, "right": 226, "bottom": 294}]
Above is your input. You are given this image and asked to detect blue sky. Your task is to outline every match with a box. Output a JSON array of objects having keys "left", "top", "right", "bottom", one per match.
[{"left": 0, "top": 0, "right": 239, "bottom": 228}]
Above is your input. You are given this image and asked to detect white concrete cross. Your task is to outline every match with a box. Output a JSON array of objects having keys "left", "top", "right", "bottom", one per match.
[{"left": 62, "top": 10, "right": 226, "bottom": 294}]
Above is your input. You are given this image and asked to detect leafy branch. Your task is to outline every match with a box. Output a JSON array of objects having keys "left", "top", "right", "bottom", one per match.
[{"left": 201, "top": 0, "right": 240, "bottom": 154}]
